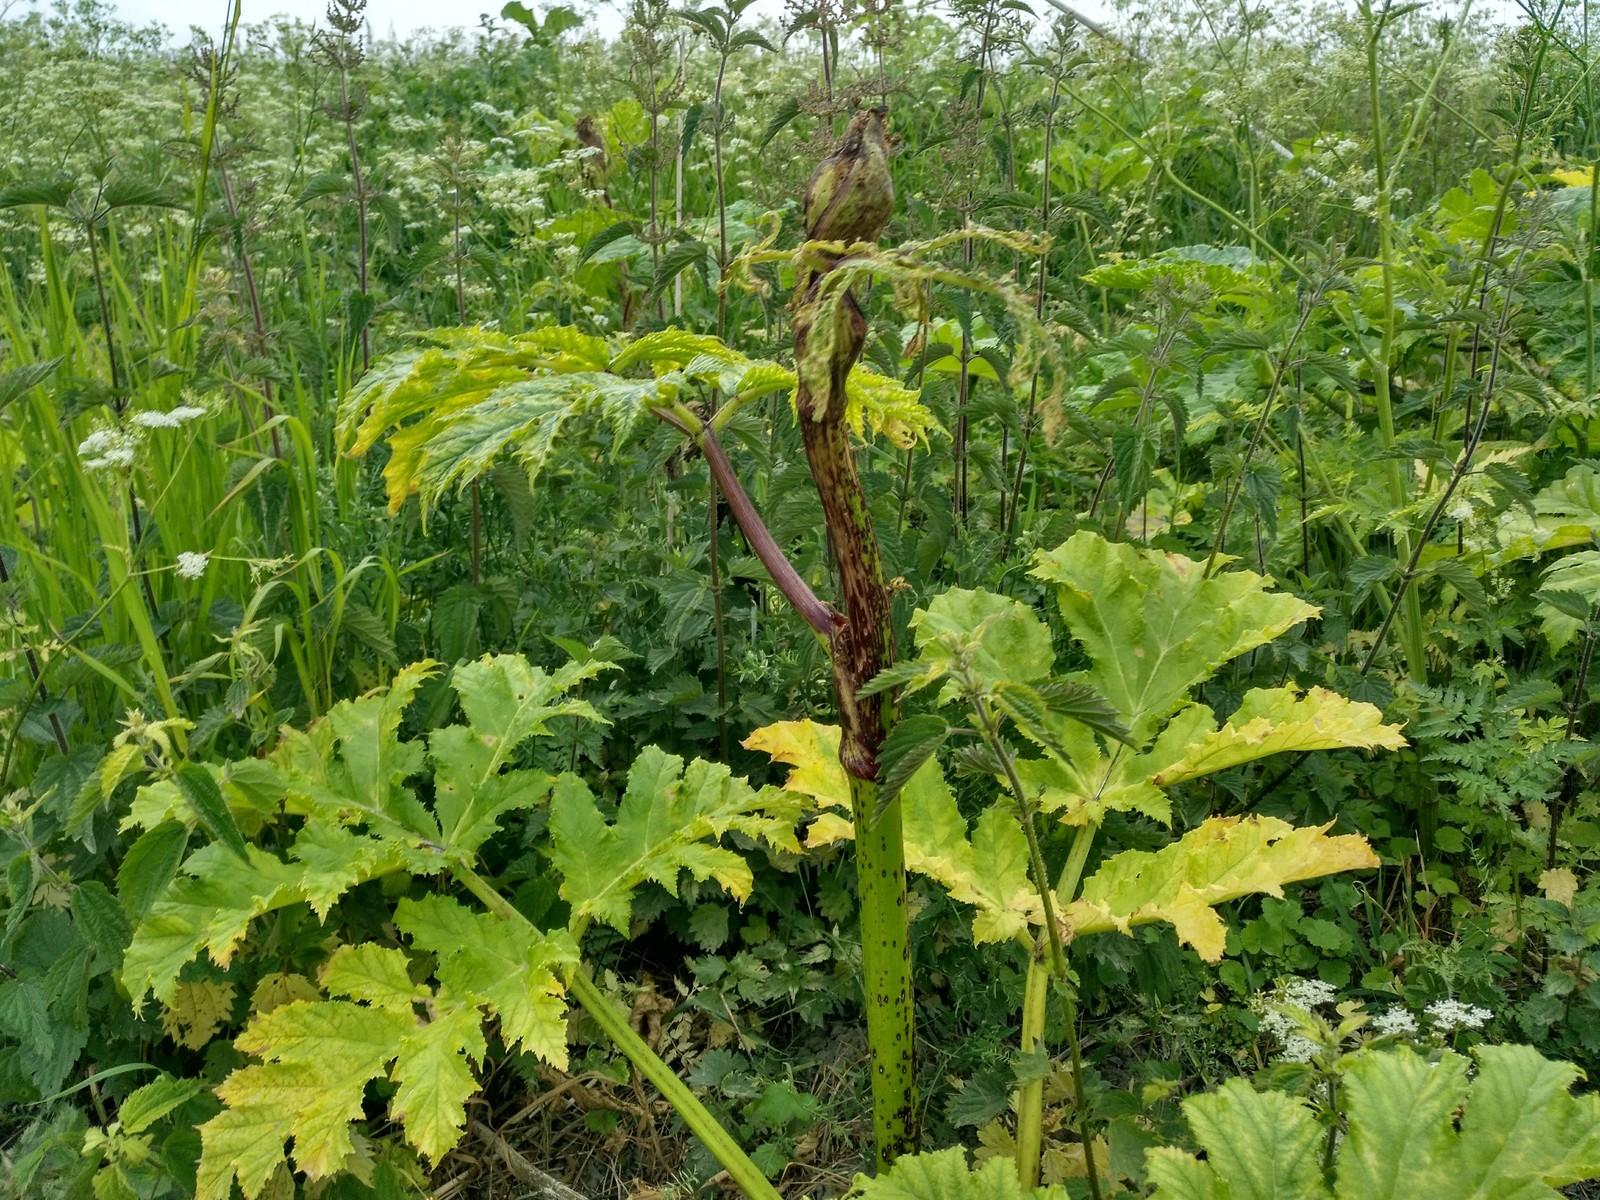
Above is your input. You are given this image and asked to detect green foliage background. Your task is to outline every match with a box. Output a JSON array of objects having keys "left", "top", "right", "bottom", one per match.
[{"left": 6, "top": 0, "right": 1600, "bottom": 1194}]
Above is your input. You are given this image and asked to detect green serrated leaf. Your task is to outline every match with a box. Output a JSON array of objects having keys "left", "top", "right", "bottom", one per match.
[
  {"left": 874, "top": 715, "right": 952, "bottom": 820},
  {"left": 117, "top": 820, "right": 189, "bottom": 923},
  {"left": 173, "top": 764, "right": 250, "bottom": 864},
  {"left": 550, "top": 746, "right": 803, "bottom": 935},
  {"left": 1031, "top": 533, "right": 1318, "bottom": 743},
  {"left": 71, "top": 881, "right": 132, "bottom": 965}
]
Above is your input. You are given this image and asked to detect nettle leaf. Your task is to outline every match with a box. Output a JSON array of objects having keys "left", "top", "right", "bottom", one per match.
[
  {"left": 173, "top": 763, "right": 251, "bottom": 864},
  {"left": 117, "top": 820, "right": 188, "bottom": 922},
  {"left": 117, "top": 1074, "right": 205, "bottom": 1135},
  {"left": 1030, "top": 532, "right": 1318, "bottom": 742},
  {"left": 875, "top": 714, "right": 954, "bottom": 815},
  {"left": 1015, "top": 704, "right": 1213, "bottom": 827},
  {"left": 550, "top": 745, "right": 804, "bottom": 935},
  {"left": 1148, "top": 1044, "right": 1600, "bottom": 1200},
  {"left": 846, "top": 1145, "right": 1071, "bottom": 1199},
  {"left": 430, "top": 654, "right": 613, "bottom": 854},
  {"left": 1063, "top": 815, "right": 1378, "bottom": 961},
  {"left": 992, "top": 680, "right": 1132, "bottom": 755}
]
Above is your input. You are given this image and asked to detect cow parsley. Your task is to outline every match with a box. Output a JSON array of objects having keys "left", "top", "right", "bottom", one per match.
[{"left": 1426, "top": 999, "right": 1492, "bottom": 1033}]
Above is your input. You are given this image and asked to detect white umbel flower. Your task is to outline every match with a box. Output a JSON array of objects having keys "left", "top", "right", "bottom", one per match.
[
  {"left": 1425, "top": 998, "right": 1492, "bottom": 1032},
  {"left": 131, "top": 404, "right": 207, "bottom": 429},
  {"left": 175, "top": 551, "right": 211, "bottom": 580},
  {"left": 1372, "top": 1006, "right": 1418, "bottom": 1037},
  {"left": 78, "top": 427, "right": 138, "bottom": 471}
]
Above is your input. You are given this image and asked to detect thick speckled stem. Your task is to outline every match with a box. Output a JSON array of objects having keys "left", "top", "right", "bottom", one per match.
[{"left": 794, "top": 285, "right": 916, "bottom": 1164}]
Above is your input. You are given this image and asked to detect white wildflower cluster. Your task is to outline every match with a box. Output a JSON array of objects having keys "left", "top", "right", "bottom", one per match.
[
  {"left": 1279, "top": 977, "right": 1337, "bottom": 1009},
  {"left": 175, "top": 551, "right": 211, "bottom": 580},
  {"left": 1277, "top": 1034, "right": 1319, "bottom": 1063},
  {"left": 1257, "top": 977, "right": 1337, "bottom": 1064},
  {"left": 77, "top": 426, "right": 139, "bottom": 472},
  {"left": 1334, "top": 138, "right": 1360, "bottom": 156},
  {"left": 1370, "top": 1006, "right": 1419, "bottom": 1037},
  {"left": 1425, "top": 998, "right": 1492, "bottom": 1033},
  {"left": 131, "top": 403, "right": 207, "bottom": 429},
  {"left": 1352, "top": 194, "right": 1378, "bottom": 214},
  {"left": 470, "top": 101, "right": 515, "bottom": 123},
  {"left": 479, "top": 168, "right": 548, "bottom": 221}
]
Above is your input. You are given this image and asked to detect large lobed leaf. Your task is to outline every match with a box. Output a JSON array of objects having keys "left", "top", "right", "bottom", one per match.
[
  {"left": 1064, "top": 816, "right": 1378, "bottom": 962},
  {"left": 195, "top": 912, "right": 576, "bottom": 1199},
  {"left": 1147, "top": 1044, "right": 1600, "bottom": 1199},
  {"left": 339, "top": 325, "right": 938, "bottom": 517},
  {"left": 1030, "top": 533, "right": 1318, "bottom": 743},
  {"left": 1016, "top": 687, "right": 1403, "bottom": 827},
  {"left": 745, "top": 722, "right": 1381, "bottom": 955},
  {"left": 124, "top": 656, "right": 601, "bottom": 1006},
  {"left": 550, "top": 745, "right": 805, "bottom": 935},
  {"left": 845, "top": 1146, "right": 1072, "bottom": 1199}
]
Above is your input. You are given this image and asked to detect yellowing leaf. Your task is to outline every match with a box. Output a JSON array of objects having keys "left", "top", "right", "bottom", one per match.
[
  {"left": 807, "top": 812, "right": 855, "bottom": 847},
  {"left": 1063, "top": 816, "right": 1379, "bottom": 961},
  {"left": 199, "top": 999, "right": 413, "bottom": 1197},
  {"left": 251, "top": 973, "right": 321, "bottom": 1016},
  {"left": 747, "top": 719, "right": 1038, "bottom": 942},
  {"left": 1152, "top": 687, "right": 1406, "bottom": 787},
  {"left": 549, "top": 746, "right": 804, "bottom": 935},
  {"left": 1540, "top": 867, "right": 1579, "bottom": 909},
  {"left": 844, "top": 366, "right": 943, "bottom": 449},
  {"left": 396, "top": 895, "right": 576, "bottom": 1068},
  {"left": 320, "top": 945, "right": 428, "bottom": 1011},
  {"left": 161, "top": 980, "right": 236, "bottom": 1049},
  {"left": 390, "top": 1001, "right": 485, "bottom": 1164},
  {"left": 743, "top": 720, "right": 850, "bottom": 814}
]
